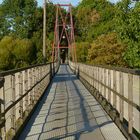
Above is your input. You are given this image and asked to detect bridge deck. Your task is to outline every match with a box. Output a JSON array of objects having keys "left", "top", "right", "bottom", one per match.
[{"left": 19, "top": 65, "right": 126, "bottom": 140}]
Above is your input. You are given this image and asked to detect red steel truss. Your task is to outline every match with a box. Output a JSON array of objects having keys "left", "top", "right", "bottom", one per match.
[{"left": 52, "top": 4, "right": 77, "bottom": 63}]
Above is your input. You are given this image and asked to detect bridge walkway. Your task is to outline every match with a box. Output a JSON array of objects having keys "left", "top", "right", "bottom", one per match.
[{"left": 19, "top": 65, "right": 126, "bottom": 140}]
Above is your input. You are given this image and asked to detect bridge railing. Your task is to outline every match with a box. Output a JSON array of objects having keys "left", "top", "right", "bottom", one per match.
[
  {"left": 0, "top": 61, "right": 59, "bottom": 140},
  {"left": 69, "top": 61, "right": 140, "bottom": 139}
]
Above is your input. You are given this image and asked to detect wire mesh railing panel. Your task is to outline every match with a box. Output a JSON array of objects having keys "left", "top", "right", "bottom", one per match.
[
  {"left": 69, "top": 61, "right": 140, "bottom": 140},
  {"left": 0, "top": 61, "right": 59, "bottom": 140}
]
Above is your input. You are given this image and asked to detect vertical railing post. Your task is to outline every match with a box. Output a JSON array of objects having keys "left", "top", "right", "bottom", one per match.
[
  {"left": 53, "top": 62, "right": 55, "bottom": 77},
  {"left": 50, "top": 63, "right": 52, "bottom": 81},
  {"left": 104, "top": 68, "right": 106, "bottom": 98},
  {"left": 11, "top": 75, "right": 16, "bottom": 134},
  {"left": 32, "top": 68, "right": 35, "bottom": 105},
  {"left": 98, "top": 68, "right": 100, "bottom": 93},
  {"left": 95, "top": 67, "right": 97, "bottom": 90},
  {"left": 24, "top": 70, "right": 28, "bottom": 115},
  {"left": 94, "top": 67, "right": 96, "bottom": 88},
  {"left": 119, "top": 72, "right": 124, "bottom": 126},
  {"left": 34, "top": 67, "right": 38, "bottom": 103},
  {"left": 128, "top": 73, "right": 133, "bottom": 135},
  {"left": 0, "top": 77, "right": 5, "bottom": 140},
  {"left": 19, "top": 72, "right": 23, "bottom": 120},
  {"left": 108, "top": 70, "right": 111, "bottom": 102},
  {"left": 92, "top": 67, "right": 94, "bottom": 87},
  {"left": 101, "top": 68, "right": 103, "bottom": 96},
  {"left": 37, "top": 67, "right": 41, "bottom": 99},
  {"left": 97, "top": 67, "right": 99, "bottom": 92},
  {"left": 37, "top": 67, "right": 40, "bottom": 100},
  {"left": 77, "top": 65, "right": 79, "bottom": 79},
  {"left": 29, "top": 69, "right": 33, "bottom": 110},
  {"left": 113, "top": 70, "right": 117, "bottom": 108}
]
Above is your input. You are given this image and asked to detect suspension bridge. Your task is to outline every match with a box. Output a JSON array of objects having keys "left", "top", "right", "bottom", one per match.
[{"left": 0, "top": 3, "right": 140, "bottom": 140}]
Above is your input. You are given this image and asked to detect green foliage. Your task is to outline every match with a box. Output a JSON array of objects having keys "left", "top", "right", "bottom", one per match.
[
  {"left": 0, "top": 36, "right": 15, "bottom": 70},
  {"left": 0, "top": 36, "right": 36, "bottom": 71},
  {"left": 14, "top": 38, "right": 36, "bottom": 68},
  {"left": 74, "top": 0, "right": 124, "bottom": 66},
  {"left": 0, "top": 1, "right": 56, "bottom": 70},
  {"left": 1, "top": 0, "right": 140, "bottom": 70},
  {"left": 75, "top": 0, "right": 115, "bottom": 42},
  {"left": 0, "top": 0, "right": 37, "bottom": 38},
  {"left": 31, "top": 3, "right": 56, "bottom": 64},
  {"left": 87, "top": 33, "right": 127, "bottom": 66},
  {"left": 76, "top": 42, "right": 91, "bottom": 62},
  {"left": 116, "top": 0, "right": 140, "bottom": 68},
  {"left": 74, "top": 0, "right": 140, "bottom": 68}
]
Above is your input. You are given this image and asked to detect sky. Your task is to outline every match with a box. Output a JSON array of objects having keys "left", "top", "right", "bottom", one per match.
[
  {"left": 0, "top": 0, "right": 120, "bottom": 6},
  {"left": 37, "top": 0, "right": 120, "bottom": 6}
]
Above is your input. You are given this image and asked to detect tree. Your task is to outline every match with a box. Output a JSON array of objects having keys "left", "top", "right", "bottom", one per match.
[
  {"left": 14, "top": 38, "right": 36, "bottom": 68},
  {"left": 74, "top": 0, "right": 115, "bottom": 42},
  {"left": 87, "top": 33, "right": 127, "bottom": 66},
  {"left": 0, "top": 0, "right": 37, "bottom": 38},
  {"left": 76, "top": 42, "right": 90, "bottom": 62},
  {"left": 31, "top": 3, "right": 56, "bottom": 63},
  {"left": 0, "top": 36, "right": 15, "bottom": 70},
  {"left": 0, "top": 1, "right": 57, "bottom": 70},
  {"left": 116, "top": 0, "right": 140, "bottom": 68},
  {"left": 0, "top": 36, "right": 36, "bottom": 70}
]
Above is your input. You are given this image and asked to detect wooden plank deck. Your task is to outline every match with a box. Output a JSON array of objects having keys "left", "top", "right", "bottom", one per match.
[{"left": 19, "top": 65, "right": 126, "bottom": 140}]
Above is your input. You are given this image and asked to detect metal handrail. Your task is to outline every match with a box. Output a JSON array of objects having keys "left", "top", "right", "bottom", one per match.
[
  {"left": 79, "top": 69, "right": 140, "bottom": 112},
  {"left": 0, "top": 62, "right": 52, "bottom": 77},
  {"left": 79, "top": 62, "right": 140, "bottom": 75}
]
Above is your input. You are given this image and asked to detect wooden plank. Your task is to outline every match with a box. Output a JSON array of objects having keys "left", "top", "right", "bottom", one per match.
[
  {"left": 104, "top": 69, "right": 106, "bottom": 98},
  {"left": 119, "top": 72, "right": 124, "bottom": 122},
  {"left": 92, "top": 67, "right": 95, "bottom": 87},
  {"left": 108, "top": 70, "right": 111, "bottom": 102},
  {"left": 34, "top": 68, "right": 38, "bottom": 103},
  {"left": 91, "top": 67, "right": 94, "bottom": 87},
  {"left": 99, "top": 68, "right": 102, "bottom": 93},
  {"left": 0, "top": 78, "right": 6, "bottom": 140},
  {"left": 96, "top": 67, "right": 98, "bottom": 90},
  {"left": 113, "top": 70, "right": 117, "bottom": 108},
  {"left": 98, "top": 67, "right": 99, "bottom": 92},
  {"left": 19, "top": 72, "right": 23, "bottom": 119},
  {"left": 101, "top": 68, "right": 103, "bottom": 95},
  {"left": 128, "top": 74, "right": 133, "bottom": 134},
  {"left": 24, "top": 70, "right": 28, "bottom": 114},
  {"left": 29, "top": 69, "right": 33, "bottom": 109},
  {"left": 32, "top": 68, "right": 35, "bottom": 105},
  {"left": 50, "top": 63, "right": 52, "bottom": 81},
  {"left": 37, "top": 66, "right": 42, "bottom": 97},
  {"left": 36, "top": 67, "right": 40, "bottom": 101},
  {"left": 11, "top": 75, "right": 16, "bottom": 133}
]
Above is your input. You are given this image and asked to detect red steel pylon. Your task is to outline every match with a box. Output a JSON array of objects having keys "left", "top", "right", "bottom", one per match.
[{"left": 52, "top": 4, "right": 77, "bottom": 63}]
